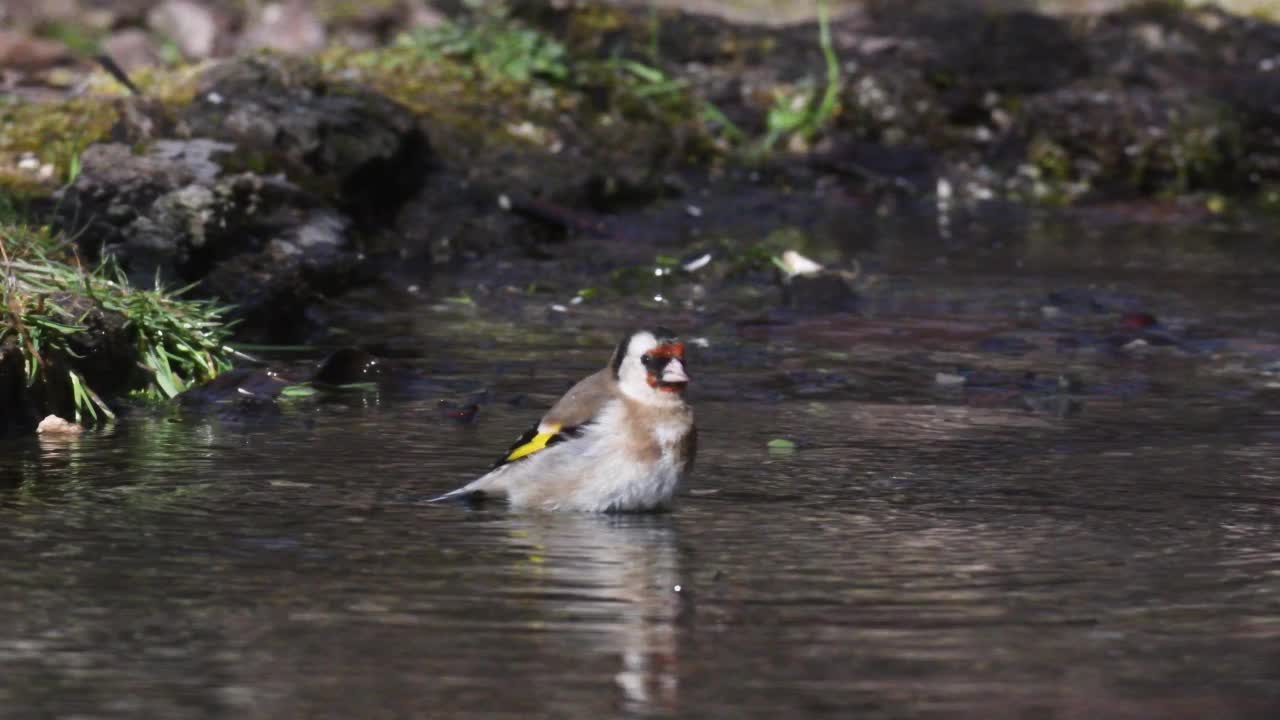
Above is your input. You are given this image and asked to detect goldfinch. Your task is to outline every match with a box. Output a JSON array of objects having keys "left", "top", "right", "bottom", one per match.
[{"left": 432, "top": 328, "right": 696, "bottom": 512}]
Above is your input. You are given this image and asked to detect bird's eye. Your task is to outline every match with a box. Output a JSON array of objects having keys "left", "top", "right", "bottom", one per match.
[{"left": 640, "top": 354, "right": 652, "bottom": 364}]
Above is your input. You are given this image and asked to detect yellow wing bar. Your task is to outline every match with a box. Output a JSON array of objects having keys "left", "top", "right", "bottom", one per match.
[{"left": 505, "top": 423, "right": 562, "bottom": 462}]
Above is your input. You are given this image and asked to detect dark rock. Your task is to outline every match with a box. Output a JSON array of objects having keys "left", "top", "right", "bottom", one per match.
[
  {"left": 312, "top": 348, "right": 385, "bottom": 386},
  {"left": 0, "top": 339, "right": 38, "bottom": 437},
  {"left": 58, "top": 294, "right": 145, "bottom": 400},
  {"left": 1017, "top": 85, "right": 1240, "bottom": 198},
  {"left": 55, "top": 56, "right": 435, "bottom": 346},
  {"left": 810, "top": 141, "right": 937, "bottom": 194},
  {"left": 393, "top": 176, "right": 553, "bottom": 263},
  {"left": 920, "top": 11, "right": 1090, "bottom": 100},
  {"left": 200, "top": 207, "right": 362, "bottom": 342},
  {"left": 59, "top": 138, "right": 363, "bottom": 342},
  {"left": 781, "top": 272, "right": 858, "bottom": 313},
  {"left": 0, "top": 336, "right": 108, "bottom": 438},
  {"left": 181, "top": 55, "right": 432, "bottom": 222},
  {"left": 177, "top": 368, "right": 290, "bottom": 406}
]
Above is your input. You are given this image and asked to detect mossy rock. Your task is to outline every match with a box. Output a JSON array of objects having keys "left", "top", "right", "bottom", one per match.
[{"left": 180, "top": 54, "right": 433, "bottom": 221}]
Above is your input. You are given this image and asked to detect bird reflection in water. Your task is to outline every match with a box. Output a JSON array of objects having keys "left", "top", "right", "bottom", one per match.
[{"left": 505, "top": 513, "right": 683, "bottom": 713}]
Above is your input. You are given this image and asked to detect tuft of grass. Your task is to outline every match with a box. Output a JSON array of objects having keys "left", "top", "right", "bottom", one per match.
[
  {"left": 0, "top": 213, "right": 234, "bottom": 423},
  {"left": 760, "top": 0, "right": 842, "bottom": 152}
]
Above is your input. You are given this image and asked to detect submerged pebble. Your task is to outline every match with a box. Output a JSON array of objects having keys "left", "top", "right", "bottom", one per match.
[{"left": 313, "top": 348, "right": 385, "bottom": 386}]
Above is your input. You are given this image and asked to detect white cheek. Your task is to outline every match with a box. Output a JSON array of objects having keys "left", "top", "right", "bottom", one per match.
[{"left": 618, "top": 358, "right": 650, "bottom": 392}]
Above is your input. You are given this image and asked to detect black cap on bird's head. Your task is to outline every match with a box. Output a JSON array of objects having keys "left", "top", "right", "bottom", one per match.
[{"left": 610, "top": 327, "right": 689, "bottom": 399}]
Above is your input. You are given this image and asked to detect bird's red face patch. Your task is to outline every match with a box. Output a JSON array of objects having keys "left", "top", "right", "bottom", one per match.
[
  {"left": 642, "top": 342, "right": 688, "bottom": 392},
  {"left": 651, "top": 342, "right": 684, "bottom": 361}
]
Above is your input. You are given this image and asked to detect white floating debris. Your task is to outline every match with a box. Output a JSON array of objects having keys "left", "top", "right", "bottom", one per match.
[
  {"left": 934, "top": 371, "right": 967, "bottom": 387},
  {"left": 685, "top": 204, "right": 703, "bottom": 218},
  {"left": 549, "top": 303, "right": 568, "bottom": 313},
  {"left": 206, "top": 91, "right": 224, "bottom": 105},
  {"left": 497, "top": 194, "right": 512, "bottom": 211},
  {"left": 689, "top": 337, "right": 711, "bottom": 348},
  {"left": 38, "top": 164, "right": 54, "bottom": 180},
  {"left": 779, "top": 250, "right": 824, "bottom": 278},
  {"left": 37, "top": 415, "right": 83, "bottom": 435},
  {"left": 936, "top": 177, "right": 953, "bottom": 201},
  {"left": 682, "top": 253, "right": 712, "bottom": 272},
  {"left": 17, "top": 155, "right": 39, "bottom": 171},
  {"left": 508, "top": 121, "right": 539, "bottom": 140}
]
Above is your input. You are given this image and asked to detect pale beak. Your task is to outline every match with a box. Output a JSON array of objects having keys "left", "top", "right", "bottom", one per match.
[{"left": 661, "top": 359, "right": 689, "bottom": 384}]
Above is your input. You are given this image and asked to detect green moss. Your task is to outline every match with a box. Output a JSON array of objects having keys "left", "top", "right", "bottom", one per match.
[
  {"left": 318, "top": 13, "right": 721, "bottom": 188},
  {"left": 0, "top": 96, "right": 117, "bottom": 192},
  {"left": 395, "top": 16, "right": 570, "bottom": 83},
  {"left": 312, "top": 0, "right": 402, "bottom": 24},
  {"left": 0, "top": 62, "right": 201, "bottom": 197},
  {"left": 1025, "top": 136, "right": 1082, "bottom": 204},
  {"left": 1165, "top": 105, "right": 1241, "bottom": 195}
]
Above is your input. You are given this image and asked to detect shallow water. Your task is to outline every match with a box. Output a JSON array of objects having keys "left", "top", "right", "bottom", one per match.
[{"left": 4, "top": 208, "right": 1280, "bottom": 718}]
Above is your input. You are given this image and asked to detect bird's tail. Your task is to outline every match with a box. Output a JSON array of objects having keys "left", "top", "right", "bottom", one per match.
[
  {"left": 425, "top": 486, "right": 485, "bottom": 505},
  {"left": 426, "top": 469, "right": 505, "bottom": 505}
]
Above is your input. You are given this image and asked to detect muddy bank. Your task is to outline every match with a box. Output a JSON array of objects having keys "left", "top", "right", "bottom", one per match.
[
  {"left": 6, "top": 2, "right": 1280, "bottom": 435},
  {"left": 521, "top": 2, "right": 1280, "bottom": 204}
]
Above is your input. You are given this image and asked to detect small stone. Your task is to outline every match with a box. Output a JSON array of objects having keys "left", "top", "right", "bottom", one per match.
[
  {"left": 312, "top": 348, "right": 384, "bottom": 386},
  {"left": 37, "top": 415, "right": 83, "bottom": 435},
  {"left": 0, "top": 30, "right": 70, "bottom": 71},
  {"left": 148, "top": 0, "right": 220, "bottom": 60},
  {"left": 240, "top": 1, "right": 326, "bottom": 55},
  {"left": 102, "top": 29, "right": 161, "bottom": 72},
  {"left": 408, "top": 1, "right": 447, "bottom": 30}
]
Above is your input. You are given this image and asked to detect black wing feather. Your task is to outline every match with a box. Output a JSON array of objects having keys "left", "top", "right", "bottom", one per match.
[{"left": 489, "top": 423, "right": 588, "bottom": 470}]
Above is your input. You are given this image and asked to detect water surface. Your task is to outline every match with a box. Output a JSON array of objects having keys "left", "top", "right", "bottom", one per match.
[{"left": 2, "top": 209, "right": 1280, "bottom": 718}]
